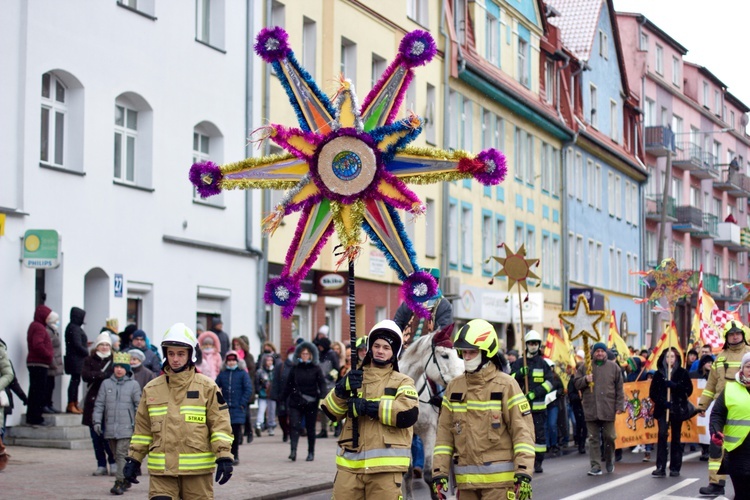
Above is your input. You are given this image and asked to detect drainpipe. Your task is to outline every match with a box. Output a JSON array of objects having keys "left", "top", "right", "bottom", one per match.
[
  {"left": 440, "top": 0, "right": 451, "bottom": 284},
  {"left": 556, "top": 51, "right": 570, "bottom": 123}
]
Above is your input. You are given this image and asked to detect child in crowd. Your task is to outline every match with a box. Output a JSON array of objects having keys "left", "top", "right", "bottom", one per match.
[
  {"left": 215, "top": 351, "right": 253, "bottom": 465},
  {"left": 255, "top": 354, "right": 277, "bottom": 436},
  {"left": 196, "top": 331, "right": 222, "bottom": 380}
]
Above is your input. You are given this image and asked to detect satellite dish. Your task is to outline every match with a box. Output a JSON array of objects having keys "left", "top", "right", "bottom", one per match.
[{"left": 741, "top": 114, "right": 749, "bottom": 127}]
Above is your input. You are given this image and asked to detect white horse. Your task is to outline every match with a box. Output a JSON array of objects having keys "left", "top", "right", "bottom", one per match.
[{"left": 399, "top": 330, "right": 464, "bottom": 500}]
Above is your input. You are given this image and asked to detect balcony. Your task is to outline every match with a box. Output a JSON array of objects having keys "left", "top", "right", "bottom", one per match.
[
  {"left": 713, "top": 169, "right": 750, "bottom": 198},
  {"left": 742, "top": 227, "right": 750, "bottom": 249},
  {"left": 714, "top": 222, "right": 746, "bottom": 251},
  {"left": 645, "top": 194, "right": 677, "bottom": 222},
  {"left": 718, "top": 279, "right": 746, "bottom": 301},
  {"left": 673, "top": 205, "right": 703, "bottom": 232},
  {"left": 672, "top": 142, "right": 719, "bottom": 179},
  {"left": 689, "top": 271, "right": 720, "bottom": 294},
  {"left": 645, "top": 126, "right": 675, "bottom": 157}
]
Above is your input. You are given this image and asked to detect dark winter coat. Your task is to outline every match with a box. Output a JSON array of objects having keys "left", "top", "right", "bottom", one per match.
[
  {"left": 314, "top": 338, "right": 340, "bottom": 393},
  {"left": 690, "top": 355, "right": 714, "bottom": 380},
  {"left": 393, "top": 297, "right": 454, "bottom": 332},
  {"left": 574, "top": 358, "right": 625, "bottom": 422},
  {"left": 131, "top": 364, "right": 156, "bottom": 390},
  {"left": 81, "top": 351, "right": 114, "bottom": 426},
  {"left": 271, "top": 356, "right": 295, "bottom": 415},
  {"left": 649, "top": 350, "right": 693, "bottom": 421},
  {"left": 215, "top": 363, "right": 253, "bottom": 425},
  {"left": 64, "top": 307, "right": 88, "bottom": 375},
  {"left": 279, "top": 342, "right": 327, "bottom": 409},
  {"left": 92, "top": 373, "right": 141, "bottom": 439},
  {"left": 211, "top": 327, "right": 230, "bottom": 358},
  {"left": 27, "top": 305, "right": 53, "bottom": 367}
]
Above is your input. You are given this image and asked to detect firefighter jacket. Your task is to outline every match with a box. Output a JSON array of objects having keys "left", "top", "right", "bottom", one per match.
[
  {"left": 510, "top": 354, "right": 553, "bottom": 412},
  {"left": 128, "top": 365, "right": 233, "bottom": 476},
  {"left": 698, "top": 343, "right": 750, "bottom": 409},
  {"left": 320, "top": 363, "right": 418, "bottom": 474},
  {"left": 433, "top": 362, "right": 535, "bottom": 489}
]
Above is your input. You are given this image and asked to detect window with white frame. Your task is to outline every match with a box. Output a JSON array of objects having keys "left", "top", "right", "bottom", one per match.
[
  {"left": 454, "top": 0, "right": 466, "bottom": 44},
  {"left": 626, "top": 253, "right": 632, "bottom": 293},
  {"left": 407, "top": 0, "right": 429, "bottom": 27},
  {"left": 609, "top": 246, "right": 615, "bottom": 289},
  {"left": 595, "top": 164, "right": 602, "bottom": 209},
  {"left": 486, "top": 8, "right": 500, "bottom": 66},
  {"left": 552, "top": 147, "right": 560, "bottom": 196},
  {"left": 575, "top": 152, "right": 583, "bottom": 200},
  {"left": 610, "top": 100, "right": 618, "bottom": 142},
  {"left": 425, "top": 84, "right": 436, "bottom": 144},
  {"left": 625, "top": 181, "right": 632, "bottom": 223},
  {"left": 596, "top": 242, "right": 603, "bottom": 287},
  {"left": 271, "top": 1, "right": 285, "bottom": 27},
  {"left": 341, "top": 37, "right": 357, "bottom": 86},
  {"left": 715, "top": 90, "right": 721, "bottom": 116},
  {"left": 515, "top": 127, "right": 523, "bottom": 181},
  {"left": 639, "top": 31, "right": 648, "bottom": 51},
  {"left": 730, "top": 110, "right": 735, "bottom": 130},
  {"left": 566, "top": 148, "right": 574, "bottom": 197},
  {"left": 195, "top": 0, "right": 225, "bottom": 50},
  {"left": 40, "top": 72, "right": 67, "bottom": 167},
  {"left": 482, "top": 213, "right": 492, "bottom": 274},
  {"left": 448, "top": 90, "right": 460, "bottom": 150},
  {"left": 587, "top": 159, "right": 595, "bottom": 207},
  {"left": 545, "top": 60, "right": 555, "bottom": 104},
  {"left": 542, "top": 233, "right": 551, "bottom": 285},
  {"left": 526, "top": 133, "right": 534, "bottom": 185},
  {"left": 703, "top": 81, "right": 709, "bottom": 107},
  {"left": 691, "top": 246, "right": 701, "bottom": 270},
  {"left": 114, "top": 103, "right": 138, "bottom": 184},
  {"left": 114, "top": 93, "right": 152, "bottom": 189},
  {"left": 616, "top": 250, "right": 623, "bottom": 291},
  {"left": 673, "top": 241, "right": 684, "bottom": 267},
  {"left": 552, "top": 236, "right": 560, "bottom": 287},
  {"left": 515, "top": 224, "right": 524, "bottom": 252},
  {"left": 672, "top": 177, "right": 683, "bottom": 205},
  {"left": 118, "top": 0, "right": 155, "bottom": 17},
  {"left": 303, "top": 17, "right": 317, "bottom": 79},
  {"left": 599, "top": 30, "right": 608, "bottom": 59},
  {"left": 672, "top": 56, "right": 680, "bottom": 86},
  {"left": 655, "top": 44, "right": 663, "bottom": 74},
  {"left": 568, "top": 232, "right": 576, "bottom": 280},
  {"left": 462, "top": 98, "right": 472, "bottom": 150},
  {"left": 608, "top": 171, "right": 614, "bottom": 215},
  {"left": 192, "top": 122, "right": 225, "bottom": 205},
  {"left": 631, "top": 183, "right": 638, "bottom": 224},
  {"left": 615, "top": 175, "right": 622, "bottom": 218},
  {"left": 588, "top": 239, "right": 595, "bottom": 283},
  {"left": 495, "top": 115, "right": 504, "bottom": 150},
  {"left": 482, "top": 109, "right": 492, "bottom": 149},
  {"left": 589, "top": 84, "right": 598, "bottom": 127},
  {"left": 517, "top": 37, "right": 529, "bottom": 87},
  {"left": 660, "top": 106, "right": 669, "bottom": 127},
  {"left": 371, "top": 53, "right": 386, "bottom": 89},
  {"left": 644, "top": 98, "right": 655, "bottom": 126},
  {"left": 541, "top": 142, "right": 550, "bottom": 192},
  {"left": 672, "top": 114, "right": 683, "bottom": 148},
  {"left": 425, "top": 198, "right": 436, "bottom": 257},
  {"left": 526, "top": 227, "right": 535, "bottom": 259},
  {"left": 576, "top": 235, "right": 584, "bottom": 282},
  {"left": 495, "top": 217, "right": 505, "bottom": 272},
  {"left": 448, "top": 200, "right": 458, "bottom": 266}
]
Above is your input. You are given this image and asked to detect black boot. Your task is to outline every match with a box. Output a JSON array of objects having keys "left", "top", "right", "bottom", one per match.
[
  {"left": 289, "top": 449, "right": 297, "bottom": 461},
  {"left": 306, "top": 451, "right": 314, "bottom": 461},
  {"left": 698, "top": 482, "right": 725, "bottom": 496},
  {"left": 534, "top": 456, "right": 543, "bottom": 474},
  {"left": 110, "top": 480, "right": 124, "bottom": 495},
  {"left": 316, "top": 429, "right": 328, "bottom": 438}
]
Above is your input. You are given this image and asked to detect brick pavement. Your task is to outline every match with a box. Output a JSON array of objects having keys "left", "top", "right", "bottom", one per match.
[{"left": 1, "top": 433, "right": 339, "bottom": 499}]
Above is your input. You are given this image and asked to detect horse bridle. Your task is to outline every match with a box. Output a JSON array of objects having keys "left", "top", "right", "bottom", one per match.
[{"left": 416, "top": 343, "right": 450, "bottom": 408}]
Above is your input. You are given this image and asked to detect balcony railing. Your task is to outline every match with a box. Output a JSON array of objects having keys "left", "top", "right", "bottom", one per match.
[
  {"left": 742, "top": 227, "right": 750, "bottom": 249},
  {"left": 673, "top": 205, "right": 703, "bottom": 232},
  {"left": 714, "top": 169, "right": 750, "bottom": 197},
  {"left": 644, "top": 194, "right": 677, "bottom": 221},
  {"left": 645, "top": 126, "right": 675, "bottom": 157},
  {"left": 719, "top": 279, "right": 746, "bottom": 301},
  {"left": 715, "top": 222, "right": 745, "bottom": 251},
  {"left": 688, "top": 271, "right": 719, "bottom": 293},
  {"left": 672, "top": 142, "right": 719, "bottom": 179},
  {"left": 695, "top": 213, "right": 719, "bottom": 239}
]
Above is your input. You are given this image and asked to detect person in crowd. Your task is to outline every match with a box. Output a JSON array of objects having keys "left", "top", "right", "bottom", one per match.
[
  {"left": 691, "top": 354, "right": 715, "bottom": 461},
  {"left": 127, "top": 349, "right": 156, "bottom": 389},
  {"left": 215, "top": 350, "right": 252, "bottom": 465},
  {"left": 315, "top": 325, "right": 329, "bottom": 342},
  {"left": 574, "top": 342, "right": 625, "bottom": 476},
  {"left": 255, "top": 353, "right": 277, "bottom": 436},
  {"left": 0, "top": 336, "right": 15, "bottom": 454},
  {"left": 511, "top": 330, "right": 554, "bottom": 473},
  {"left": 322, "top": 320, "right": 418, "bottom": 498},
  {"left": 210, "top": 317, "right": 230, "bottom": 358},
  {"left": 109, "top": 332, "right": 121, "bottom": 353},
  {"left": 432, "top": 319, "right": 534, "bottom": 500},
  {"left": 355, "top": 336, "right": 368, "bottom": 364},
  {"left": 331, "top": 341, "right": 347, "bottom": 370},
  {"left": 129, "top": 330, "right": 162, "bottom": 374},
  {"left": 568, "top": 359, "right": 586, "bottom": 455},
  {"left": 196, "top": 331, "right": 222, "bottom": 380},
  {"left": 625, "top": 355, "right": 647, "bottom": 382},
  {"left": 685, "top": 349, "right": 699, "bottom": 369},
  {"left": 64, "top": 307, "right": 87, "bottom": 415},
  {"left": 314, "top": 336, "right": 340, "bottom": 439},
  {"left": 690, "top": 344, "right": 714, "bottom": 372},
  {"left": 545, "top": 359, "right": 565, "bottom": 457},
  {"left": 697, "top": 320, "right": 750, "bottom": 497},
  {"left": 649, "top": 347, "right": 692, "bottom": 477},
  {"left": 279, "top": 341, "right": 327, "bottom": 461},
  {"left": 93, "top": 352, "right": 141, "bottom": 495},
  {"left": 44, "top": 310, "right": 63, "bottom": 414},
  {"left": 261, "top": 342, "right": 281, "bottom": 363},
  {"left": 231, "top": 336, "right": 256, "bottom": 374},
  {"left": 709, "top": 351, "right": 750, "bottom": 499},
  {"left": 1, "top": 336, "right": 28, "bottom": 440},
  {"left": 507, "top": 349, "right": 519, "bottom": 365},
  {"left": 83, "top": 332, "right": 116, "bottom": 476},
  {"left": 271, "top": 346, "right": 296, "bottom": 444},
  {"left": 26, "top": 304, "right": 54, "bottom": 426},
  {"left": 124, "top": 323, "right": 234, "bottom": 497},
  {"left": 119, "top": 324, "right": 137, "bottom": 352}
]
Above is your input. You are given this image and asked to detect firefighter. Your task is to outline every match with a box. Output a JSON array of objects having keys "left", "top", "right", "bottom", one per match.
[
  {"left": 432, "top": 319, "right": 535, "bottom": 500},
  {"left": 321, "top": 320, "right": 419, "bottom": 499},
  {"left": 510, "top": 330, "right": 554, "bottom": 473},
  {"left": 123, "top": 323, "right": 234, "bottom": 499},
  {"left": 697, "top": 320, "right": 750, "bottom": 497}
]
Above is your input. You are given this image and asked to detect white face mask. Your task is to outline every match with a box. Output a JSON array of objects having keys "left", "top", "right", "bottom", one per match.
[{"left": 463, "top": 355, "right": 482, "bottom": 372}]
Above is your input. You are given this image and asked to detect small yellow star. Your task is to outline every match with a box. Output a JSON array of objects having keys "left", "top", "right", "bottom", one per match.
[
  {"left": 560, "top": 294, "right": 606, "bottom": 343},
  {"left": 489, "top": 244, "right": 540, "bottom": 294}
]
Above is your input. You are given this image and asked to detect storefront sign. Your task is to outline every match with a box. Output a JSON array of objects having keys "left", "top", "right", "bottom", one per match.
[
  {"left": 23, "top": 229, "right": 61, "bottom": 269},
  {"left": 457, "top": 284, "right": 544, "bottom": 323},
  {"left": 313, "top": 271, "right": 347, "bottom": 296},
  {"left": 569, "top": 287, "right": 604, "bottom": 310},
  {"left": 369, "top": 250, "right": 386, "bottom": 276}
]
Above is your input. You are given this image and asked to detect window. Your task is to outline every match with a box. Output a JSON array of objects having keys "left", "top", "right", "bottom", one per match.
[
  {"left": 692, "top": 246, "right": 701, "bottom": 270},
  {"left": 448, "top": 200, "right": 458, "bottom": 267},
  {"left": 566, "top": 148, "right": 574, "bottom": 197},
  {"left": 114, "top": 104, "right": 138, "bottom": 183},
  {"left": 551, "top": 147, "right": 560, "bottom": 197},
  {"left": 655, "top": 44, "right": 663, "bottom": 74},
  {"left": 713, "top": 141, "right": 722, "bottom": 166},
  {"left": 615, "top": 175, "right": 622, "bottom": 218},
  {"left": 461, "top": 98, "right": 473, "bottom": 150},
  {"left": 568, "top": 232, "right": 576, "bottom": 280},
  {"left": 449, "top": 90, "right": 460, "bottom": 150},
  {"left": 454, "top": 0, "right": 466, "bottom": 44},
  {"left": 517, "top": 37, "right": 529, "bottom": 87},
  {"left": 588, "top": 239, "right": 595, "bottom": 283},
  {"left": 672, "top": 177, "right": 683, "bottom": 205},
  {"left": 113, "top": 93, "right": 153, "bottom": 189},
  {"left": 610, "top": 100, "right": 618, "bottom": 142},
  {"left": 545, "top": 60, "right": 555, "bottom": 105},
  {"left": 526, "top": 134, "right": 534, "bottom": 185},
  {"left": 541, "top": 142, "right": 550, "bottom": 192},
  {"left": 589, "top": 84, "right": 598, "bottom": 127},
  {"left": 672, "top": 56, "right": 680, "bottom": 86},
  {"left": 639, "top": 31, "right": 648, "bottom": 51},
  {"left": 576, "top": 236, "right": 584, "bottom": 282},
  {"left": 626, "top": 253, "right": 632, "bottom": 294},
  {"left": 607, "top": 171, "right": 614, "bottom": 215},
  {"left": 192, "top": 122, "right": 224, "bottom": 205},
  {"left": 631, "top": 183, "right": 638, "bottom": 225},
  {"left": 40, "top": 72, "right": 67, "bottom": 167},
  {"left": 552, "top": 236, "right": 561, "bottom": 287},
  {"left": 595, "top": 164, "right": 602, "bottom": 209},
  {"left": 486, "top": 5, "right": 500, "bottom": 66},
  {"left": 587, "top": 160, "right": 595, "bottom": 207},
  {"left": 118, "top": 0, "right": 156, "bottom": 17},
  {"left": 609, "top": 247, "right": 615, "bottom": 289},
  {"left": 407, "top": 0, "right": 429, "bottom": 26},
  {"left": 598, "top": 30, "right": 608, "bottom": 59},
  {"left": 371, "top": 53, "right": 386, "bottom": 89},
  {"left": 341, "top": 37, "right": 357, "bottom": 86},
  {"left": 495, "top": 217, "right": 505, "bottom": 272},
  {"left": 575, "top": 152, "right": 583, "bottom": 200},
  {"left": 515, "top": 224, "right": 524, "bottom": 252},
  {"left": 514, "top": 127, "right": 523, "bottom": 181},
  {"left": 425, "top": 198, "right": 436, "bottom": 257},
  {"left": 715, "top": 90, "right": 721, "bottom": 115},
  {"left": 703, "top": 81, "right": 710, "bottom": 107},
  {"left": 482, "top": 213, "right": 493, "bottom": 274},
  {"left": 195, "top": 0, "right": 225, "bottom": 50},
  {"left": 271, "top": 0, "right": 285, "bottom": 28},
  {"left": 672, "top": 115, "right": 683, "bottom": 148},
  {"left": 542, "top": 233, "right": 551, "bottom": 285},
  {"left": 482, "top": 109, "right": 492, "bottom": 150},
  {"left": 674, "top": 241, "right": 684, "bottom": 267},
  {"left": 661, "top": 106, "right": 669, "bottom": 127},
  {"left": 596, "top": 242, "right": 603, "bottom": 287},
  {"left": 425, "top": 84, "right": 436, "bottom": 144},
  {"left": 526, "top": 227, "right": 535, "bottom": 261},
  {"left": 625, "top": 181, "right": 632, "bottom": 223},
  {"left": 730, "top": 110, "right": 736, "bottom": 130},
  {"left": 644, "top": 98, "right": 655, "bottom": 126},
  {"left": 303, "top": 18, "right": 317, "bottom": 79}
]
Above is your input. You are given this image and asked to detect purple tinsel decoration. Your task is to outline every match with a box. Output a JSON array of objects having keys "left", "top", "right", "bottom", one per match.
[
  {"left": 403, "top": 270, "right": 438, "bottom": 304},
  {"left": 264, "top": 276, "right": 301, "bottom": 318},
  {"left": 473, "top": 149, "right": 508, "bottom": 186},
  {"left": 189, "top": 161, "right": 223, "bottom": 198},
  {"left": 398, "top": 30, "right": 437, "bottom": 68},
  {"left": 254, "top": 27, "right": 291, "bottom": 63}
]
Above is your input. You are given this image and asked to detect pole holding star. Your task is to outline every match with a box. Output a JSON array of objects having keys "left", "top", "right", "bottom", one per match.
[{"left": 559, "top": 294, "right": 606, "bottom": 390}]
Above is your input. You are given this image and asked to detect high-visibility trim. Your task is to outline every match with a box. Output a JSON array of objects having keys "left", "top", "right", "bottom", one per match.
[
  {"left": 443, "top": 400, "right": 468, "bottom": 413},
  {"left": 147, "top": 452, "right": 166, "bottom": 470},
  {"left": 708, "top": 461, "right": 721, "bottom": 471},
  {"left": 466, "top": 401, "right": 503, "bottom": 411},
  {"left": 180, "top": 406, "right": 207, "bottom": 415},
  {"left": 455, "top": 462, "right": 515, "bottom": 475},
  {"left": 131, "top": 434, "right": 153, "bottom": 445},
  {"left": 148, "top": 406, "right": 168, "bottom": 416},
  {"left": 534, "top": 444, "right": 547, "bottom": 453},
  {"left": 434, "top": 445, "right": 453, "bottom": 456},
  {"left": 508, "top": 393, "right": 526, "bottom": 410},
  {"left": 178, "top": 452, "right": 216, "bottom": 470},
  {"left": 454, "top": 463, "right": 515, "bottom": 485},
  {"left": 382, "top": 399, "right": 393, "bottom": 426},
  {"left": 336, "top": 447, "right": 411, "bottom": 469},
  {"left": 702, "top": 390, "right": 715, "bottom": 399},
  {"left": 724, "top": 361, "right": 741, "bottom": 367},
  {"left": 514, "top": 443, "right": 535, "bottom": 455},
  {"left": 727, "top": 419, "right": 750, "bottom": 426},
  {"left": 531, "top": 401, "right": 547, "bottom": 411},
  {"left": 325, "top": 393, "right": 347, "bottom": 416},
  {"left": 396, "top": 385, "right": 419, "bottom": 400},
  {"left": 210, "top": 432, "right": 233, "bottom": 443},
  {"left": 541, "top": 381, "right": 553, "bottom": 393}
]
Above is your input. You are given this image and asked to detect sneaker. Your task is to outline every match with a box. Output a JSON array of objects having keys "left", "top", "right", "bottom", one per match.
[
  {"left": 669, "top": 470, "right": 680, "bottom": 477},
  {"left": 587, "top": 467, "right": 603, "bottom": 476},
  {"left": 605, "top": 462, "right": 614, "bottom": 473},
  {"left": 698, "top": 483, "right": 725, "bottom": 496},
  {"left": 92, "top": 466, "right": 108, "bottom": 476},
  {"left": 413, "top": 467, "right": 423, "bottom": 479},
  {"left": 642, "top": 452, "right": 651, "bottom": 462},
  {"left": 268, "top": 428, "right": 275, "bottom": 437},
  {"left": 254, "top": 426, "right": 261, "bottom": 437},
  {"left": 651, "top": 468, "right": 666, "bottom": 478},
  {"left": 109, "top": 463, "right": 117, "bottom": 476},
  {"left": 632, "top": 445, "right": 643, "bottom": 453}
]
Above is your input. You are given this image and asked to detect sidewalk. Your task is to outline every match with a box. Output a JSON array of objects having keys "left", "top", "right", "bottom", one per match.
[{"left": 2, "top": 432, "right": 338, "bottom": 499}]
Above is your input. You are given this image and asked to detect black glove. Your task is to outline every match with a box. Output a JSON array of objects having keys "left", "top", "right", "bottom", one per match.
[
  {"left": 215, "top": 458, "right": 233, "bottom": 485},
  {"left": 514, "top": 473, "right": 532, "bottom": 500},
  {"left": 429, "top": 394, "right": 443, "bottom": 408},
  {"left": 665, "top": 380, "right": 677, "bottom": 389},
  {"left": 335, "top": 369, "right": 363, "bottom": 398},
  {"left": 431, "top": 476, "right": 449, "bottom": 500},
  {"left": 123, "top": 457, "right": 141, "bottom": 484},
  {"left": 350, "top": 397, "right": 379, "bottom": 419}
]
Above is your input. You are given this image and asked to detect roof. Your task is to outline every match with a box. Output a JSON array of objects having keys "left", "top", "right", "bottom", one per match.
[
  {"left": 684, "top": 61, "right": 729, "bottom": 89},
  {"left": 616, "top": 12, "right": 688, "bottom": 55},
  {"left": 546, "top": 0, "right": 603, "bottom": 61}
]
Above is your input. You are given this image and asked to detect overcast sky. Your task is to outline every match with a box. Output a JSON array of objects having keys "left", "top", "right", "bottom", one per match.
[{"left": 613, "top": 0, "right": 750, "bottom": 106}]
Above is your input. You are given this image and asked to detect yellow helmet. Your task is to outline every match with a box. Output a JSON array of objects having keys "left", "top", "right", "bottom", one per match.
[
  {"left": 452, "top": 319, "right": 499, "bottom": 358},
  {"left": 723, "top": 320, "right": 747, "bottom": 343}
]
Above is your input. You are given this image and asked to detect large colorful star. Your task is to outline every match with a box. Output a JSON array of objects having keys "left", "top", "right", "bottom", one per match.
[
  {"left": 489, "top": 243, "right": 540, "bottom": 296},
  {"left": 638, "top": 258, "right": 693, "bottom": 312},
  {"left": 189, "top": 27, "right": 507, "bottom": 317},
  {"left": 560, "top": 294, "right": 606, "bottom": 343}
]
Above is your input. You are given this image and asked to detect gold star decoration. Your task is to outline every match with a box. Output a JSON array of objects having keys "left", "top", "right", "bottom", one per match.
[
  {"left": 559, "top": 294, "right": 606, "bottom": 343},
  {"left": 641, "top": 258, "right": 693, "bottom": 311},
  {"left": 488, "top": 243, "right": 540, "bottom": 296}
]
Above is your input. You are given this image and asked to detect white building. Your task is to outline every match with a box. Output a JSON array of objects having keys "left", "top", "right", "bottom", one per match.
[{"left": 0, "top": 0, "right": 264, "bottom": 424}]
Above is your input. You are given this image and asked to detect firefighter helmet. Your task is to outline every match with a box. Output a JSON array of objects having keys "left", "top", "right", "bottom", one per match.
[
  {"left": 161, "top": 323, "right": 198, "bottom": 362},
  {"left": 367, "top": 320, "right": 403, "bottom": 358},
  {"left": 452, "top": 319, "right": 499, "bottom": 358},
  {"left": 525, "top": 330, "right": 543, "bottom": 344},
  {"left": 723, "top": 320, "right": 747, "bottom": 344}
]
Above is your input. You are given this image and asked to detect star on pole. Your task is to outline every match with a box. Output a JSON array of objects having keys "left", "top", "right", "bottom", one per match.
[
  {"left": 488, "top": 243, "right": 540, "bottom": 298},
  {"left": 560, "top": 294, "right": 606, "bottom": 343},
  {"left": 641, "top": 258, "right": 693, "bottom": 312}
]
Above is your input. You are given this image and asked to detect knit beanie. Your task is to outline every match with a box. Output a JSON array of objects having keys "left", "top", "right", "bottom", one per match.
[
  {"left": 46, "top": 311, "right": 59, "bottom": 325},
  {"left": 95, "top": 332, "right": 112, "bottom": 348},
  {"left": 742, "top": 352, "right": 750, "bottom": 369},
  {"left": 592, "top": 342, "right": 607, "bottom": 354},
  {"left": 128, "top": 349, "right": 146, "bottom": 363},
  {"left": 131, "top": 329, "right": 147, "bottom": 341}
]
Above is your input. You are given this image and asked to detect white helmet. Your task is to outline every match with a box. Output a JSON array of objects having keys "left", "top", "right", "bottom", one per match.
[
  {"left": 161, "top": 323, "right": 198, "bottom": 363},
  {"left": 525, "top": 330, "right": 542, "bottom": 344},
  {"left": 368, "top": 319, "right": 404, "bottom": 359}
]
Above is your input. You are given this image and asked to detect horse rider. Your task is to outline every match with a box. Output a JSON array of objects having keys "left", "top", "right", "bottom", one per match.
[
  {"left": 123, "top": 323, "right": 234, "bottom": 499},
  {"left": 697, "top": 320, "right": 750, "bottom": 497},
  {"left": 321, "top": 320, "right": 419, "bottom": 499},
  {"left": 510, "top": 330, "right": 554, "bottom": 473},
  {"left": 432, "top": 319, "right": 535, "bottom": 500}
]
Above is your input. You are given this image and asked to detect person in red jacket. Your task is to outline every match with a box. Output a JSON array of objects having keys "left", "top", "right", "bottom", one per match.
[{"left": 26, "top": 304, "right": 54, "bottom": 426}]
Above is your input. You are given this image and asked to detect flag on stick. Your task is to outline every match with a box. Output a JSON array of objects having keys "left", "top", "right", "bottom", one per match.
[
  {"left": 607, "top": 311, "right": 630, "bottom": 366},
  {"left": 645, "top": 321, "right": 683, "bottom": 370},
  {"left": 695, "top": 266, "right": 732, "bottom": 352}
]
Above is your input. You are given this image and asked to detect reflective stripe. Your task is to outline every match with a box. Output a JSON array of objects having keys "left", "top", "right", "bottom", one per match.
[
  {"left": 541, "top": 381, "right": 553, "bottom": 392},
  {"left": 534, "top": 444, "right": 547, "bottom": 453},
  {"left": 531, "top": 402, "right": 547, "bottom": 410},
  {"left": 455, "top": 462, "right": 515, "bottom": 475},
  {"left": 727, "top": 419, "right": 750, "bottom": 426},
  {"left": 708, "top": 461, "right": 721, "bottom": 471},
  {"left": 434, "top": 445, "right": 453, "bottom": 456},
  {"left": 443, "top": 400, "right": 467, "bottom": 413},
  {"left": 336, "top": 447, "right": 411, "bottom": 469},
  {"left": 147, "top": 452, "right": 166, "bottom": 470},
  {"left": 703, "top": 390, "right": 715, "bottom": 399},
  {"left": 455, "top": 471, "right": 515, "bottom": 484},
  {"left": 179, "top": 452, "right": 216, "bottom": 470},
  {"left": 325, "top": 393, "right": 347, "bottom": 416},
  {"left": 466, "top": 401, "right": 502, "bottom": 411},
  {"left": 211, "top": 432, "right": 233, "bottom": 443},
  {"left": 131, "top": 434, "right": 153, "bottom": 445},
  {"left": 514, "top": 443, "right": 535, "bottom": 455},
  {"left": 724, "top": 435, "right": 741, "bottom": 443},
  {"left": 507, "top": 393, "right": 526, "bottom": 410},
  {"left": 180, "top": 406, "right": 207, "bottom": 415},
  {"left": 148, "top": 406, "right": 168, "bottom": 416}
]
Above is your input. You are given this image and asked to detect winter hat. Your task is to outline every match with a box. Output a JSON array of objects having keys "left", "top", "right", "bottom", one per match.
[
  {"left": 592, "top": 342, "right": 607, "bottom": 354},
  {"left": 95, "top": 332, "right": 112, "bottom": 348},
  {"left": 201, "top": 336, "right": 215, "bottom": 346},
  {"left": 113, "top": 352, "right": 132, "bottom": 372},
  {"left": 46, "top": 311, "right": 59, "bottom": 325},
  {"left": 224, "top": 350, "right": 239, "bottom": 362},
  {"left": 315, "top": 337, "right": 331, "bottom": 351},
  {"left": 131, "top": 329, "right": 147, "bottom": 341},
  {"left": 318, "top": 325, "right": 330, "bottom": 336},
  {"left": 286, "top": 346, "right": 296, "bottom": 355},
  {"left": 576, "top": 349, "right": 585, "bottom": 360},
  {"left": 742, "top": 352, "right": 750, "bottom": 369},
  {"left": 110, "top": 333, "right": 121, "bottom": 346},
  {"left": 128, "top": 349, "right": 146, "bottom": 363}
]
